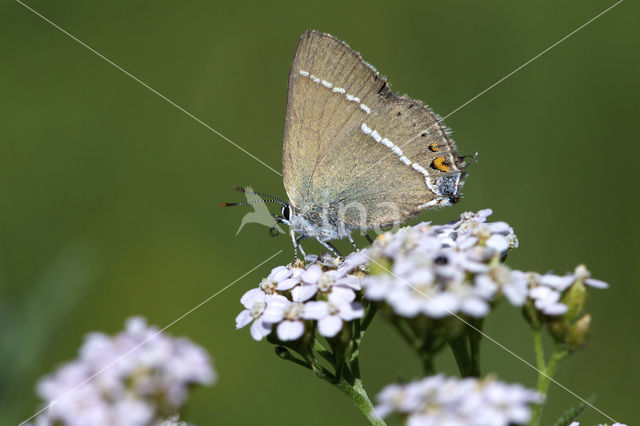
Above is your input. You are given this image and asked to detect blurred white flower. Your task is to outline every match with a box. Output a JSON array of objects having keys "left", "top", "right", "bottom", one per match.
[
  {"left": 158, "top": 415, "right": 189, "bottom": 426},
  {"left": 529, "top": 283, "right": 568, "bottom": 316},
  {"left": 375, "top": 374, "right": 542, "bottom": 426},
  {"left": 570, "top": 423, "right": 627, "bottom": 426},
  {"left": 572, "top": 264, "right": 609, "bottom": 289},
  {"left": 31, "top": 317, "right": 215, "bottom": 426},
  {"left": 526, "top": 266, "right": 608, "bottom": 318}
]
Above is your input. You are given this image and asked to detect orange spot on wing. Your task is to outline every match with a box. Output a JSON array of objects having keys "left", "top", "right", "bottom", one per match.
[
  {"left": 428, "top": 142, "right": 439, "bottom": 152},
  {"left": 432, "top": 157, "right": 451, "bottom": 172}
]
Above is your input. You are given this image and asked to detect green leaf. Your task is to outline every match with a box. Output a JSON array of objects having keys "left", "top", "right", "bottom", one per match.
[{"left": 552, "top": 396, "right": 594, "bottom": 426}]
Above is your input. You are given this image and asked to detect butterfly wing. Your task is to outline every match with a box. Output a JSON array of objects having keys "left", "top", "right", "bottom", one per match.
[{"left": 282, "top": 30, "right": 467, "bottom": 228}]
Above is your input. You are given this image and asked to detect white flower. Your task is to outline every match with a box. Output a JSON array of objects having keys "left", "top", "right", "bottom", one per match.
[
  {"left": 475, "top": 265, "right": 528, "bottom": 306},
  {"left": 158, "top": 415, "right": 189, "bottom": 426},
  {"left": 375, "top": 375, "right": 542, "bottom": 426},
  {"left": 570, "top": 423, "right": 628, "bottom": 426},
  {"left": 31, "top": 317, "right": 214, "bottom": 426},
  {"left": 359, "top": 210, "right": 610, "bottom": 325},
  {"left": 262, "top": 297, "right": 307, "bottom": 341},
  {"left": 572, "top": 264, "right": 609, "bottom": 289},
  {"left": 337, "top": 250, "right": 369, "bottom": 274},
  {"left": 237, "top": 256, "right": 365, "bottom": 342},
  {"left": 362, "top": 210, "right": 521, "bottom": 320},
  {"left": 303, "top": 287, "right": 364, "bottom": 337},
  {"left": 259, "top": 265, "right": 292, "bottom": 294},
  {"left": 529, "top": 285, "right": 568, "bottom": 316},
  {"left": 235, "top": 289, "right": 287, "bottom": 341}
]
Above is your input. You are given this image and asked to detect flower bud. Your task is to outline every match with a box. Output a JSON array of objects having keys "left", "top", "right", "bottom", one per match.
[
  {"left": 275, "top": 346, "right": 290, "bottom": 359},
  {"left": 562, "top": 279, "right": 587, "bottom": 323},
  {"left": 567, "top": 314, "right": 591, "bottom": 351},
  {"left": 547, "top": 317, "right": 569, "bottom": 343},
  {"left": 522, "top": 298, "right": 543, "bottom": 329}
]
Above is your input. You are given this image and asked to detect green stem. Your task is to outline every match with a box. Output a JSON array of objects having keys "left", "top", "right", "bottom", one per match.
[
  {"left": 360, "top": 303, "right": 378, "bottom": 333},
  {"left": 449, "top": 334, "right": 472, "bottom": 377},
  {"left": 529, "top": 344, "right": 568, "bottom": 426},
  {"left": 311, "top": 313, "right": 385, "bottom": 425},
  {"left": 334, "top": 378, "right": 387, "bottom": 426},
  {"left": 532, "top": 328, "right": 546, "bottom": 371},
  {"left": 468, "top": 320, "right": 483, "bottom": 377},
  {"left": 421, "top": 352, "right": 435, "bottom": 375}
]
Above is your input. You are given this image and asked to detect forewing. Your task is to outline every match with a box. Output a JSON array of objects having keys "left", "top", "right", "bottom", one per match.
[{"left": 282, "top": 30, "right": 467, "bottom": 227}]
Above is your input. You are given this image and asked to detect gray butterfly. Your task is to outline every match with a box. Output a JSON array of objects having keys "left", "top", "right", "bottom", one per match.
[{"left": 226, "top": 30, "right": 472, "bottom": 258}]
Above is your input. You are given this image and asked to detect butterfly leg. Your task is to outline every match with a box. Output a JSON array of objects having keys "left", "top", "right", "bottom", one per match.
[
  {"left": 290, "top": 230, "right": 299, "bottom": 259},
  {"left": 296, "top": 235, "right": 307, "bottom": 259},
  {"left": 316, "top": 238, "right": 342, "bottom": 259},
  {"left": 347, "top": 233, "right": 359, "bottom": 250},
  {"left": 363, "top": 232, "right": 374, "bottom": 244}
]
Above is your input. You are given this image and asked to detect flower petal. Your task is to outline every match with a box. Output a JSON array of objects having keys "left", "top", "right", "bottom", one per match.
[
  {"left": 461, "top": 297, "right": 489, "bottom": 318},
  {"left": 276, "top": 278, "right": 299, "bottom": 291},
  {"left": 292, "top": 284, "right": 317, "bottom": 302},
  {"left": 423, "top": 293, "right": 459, "bottom": 318},
  {"left": 339, "top": 302, "right": 365, "bottom": 321},
  {"left": 328, "top": 287, "right": 356, "bottom": 304},
  {"left": 235, "top": 310, "right": 253, "bottom": 329},
  {"left": 268, "top": 266, "right": 292, "bottom": 282},
  {"left": 301, "top": 264, "right": 322, "bottom": 284},
  {"left": 540, "top": 274, "right": 574, "bottom": 291},
  {"left": 302, "top": 301, "right": 329, "bottom": 320},
  {"left": 262, "top": 299, "right": 288, "bottom": 323},
  {"left": 250, "top": 319, "right": 272, "bottom": 341},
  {"left": 335, "top": 275, "right": 361, "bottom": 290},
  {"left": 542, "top": 303, "right": 568, "bottom": 316},
  {"left": 276, "top": 320, "right": 304, "bottom": 341},
  {"left": 318, "top": 316, "right": 343, "bottom": 337},
  {"left": 240, "top": 288, "right": 265, "bottom": 309},
  {"left": 486, "top": 235, "right": 509, "bottom": 253},
  {"left": 585, "top": 278, "right": 609, "bottom": 289}
]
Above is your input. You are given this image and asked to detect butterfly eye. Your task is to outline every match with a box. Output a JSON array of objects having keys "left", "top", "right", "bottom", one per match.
[{"left": 281, "top": 204, "right": 291, "bottom": 221}]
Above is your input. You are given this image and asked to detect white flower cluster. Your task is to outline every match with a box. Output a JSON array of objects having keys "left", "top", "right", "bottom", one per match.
[
  {"left": 361, "top": 209, "right": 609, "bottom": 319},
  {"left": 32, "top": 317, "right": 215, "bottom": 426},
  {"left": 363, "top": 209, "right": 525, "bottom": 318},
  {"left": 525, "top": 264, "right": 608, "bottom": 316},
  {"left": 239, "top": 210, "right": 610, "bottom": 341},
  {"left": 236, "top": 253, "right": 368, "bottom": 341},
  {"left": 375, "top": 374, "right": 543, "bottom": 426}
]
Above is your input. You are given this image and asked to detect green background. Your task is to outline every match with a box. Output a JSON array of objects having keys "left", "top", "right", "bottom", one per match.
[{"left": 1, "top": 0, "right": 637, "bottom": 424}]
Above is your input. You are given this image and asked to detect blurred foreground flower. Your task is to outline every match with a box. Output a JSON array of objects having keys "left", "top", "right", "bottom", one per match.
[
  {"left": 30, "top": 317, "right": 215, "bottom": 426},
  {"left": 375, "top": 374, "right": 542, "bottom": 426},
  {"left": 570, "top": 423, "right": 627, "bottom": 426}
]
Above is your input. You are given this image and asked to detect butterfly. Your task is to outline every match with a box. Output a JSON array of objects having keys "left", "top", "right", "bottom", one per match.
[{"left": 225, "top": 30, "right": 473, "bottom": 259}]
